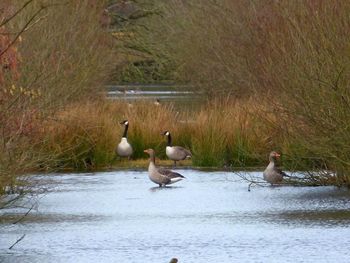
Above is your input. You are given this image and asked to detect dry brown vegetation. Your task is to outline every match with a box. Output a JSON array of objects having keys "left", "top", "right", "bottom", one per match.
[
  {"left": 0, "top": 0, "right": 115, "bottom": 204},
  {"left": 38, "top": 98, "right": 283, "bottom": 169},
  {"left": 116, "top": 0, "right": 350, "bottom": 185}
]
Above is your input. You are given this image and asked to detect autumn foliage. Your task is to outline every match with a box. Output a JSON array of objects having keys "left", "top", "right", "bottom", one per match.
[
  {"left": 0, "top": 3, "right": 20, "bottom": 84},
  {"left": 0, "top": 0, "right": 114, "bottom": 200}
]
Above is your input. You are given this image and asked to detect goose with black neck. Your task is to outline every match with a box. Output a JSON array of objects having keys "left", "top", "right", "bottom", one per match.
[
  {"left": 116, "top": 120, "right": 133, "bottom": 159},
  {"left": 162, "top": 130, "right": 192, "bottom": 167}
]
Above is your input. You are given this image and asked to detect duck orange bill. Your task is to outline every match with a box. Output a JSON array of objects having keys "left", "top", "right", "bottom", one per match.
[
  {"left": 275, "top": 153, "right": 281, "bottom": 157},
  {"left": 143, "top": 150, "right": 148, "bottom": 153}
]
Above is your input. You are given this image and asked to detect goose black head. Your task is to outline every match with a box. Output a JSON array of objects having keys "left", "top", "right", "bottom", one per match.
[
  {"left": 120, "top": 120, "right": 129, "bottom": 126},
  {"left": 162, "top": 131, "right": 170, "bottom": 136}
]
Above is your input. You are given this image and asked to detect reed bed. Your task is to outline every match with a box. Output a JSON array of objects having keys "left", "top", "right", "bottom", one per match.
[{"left": 38, "top": 98, "right": 294, "bottom": 170}]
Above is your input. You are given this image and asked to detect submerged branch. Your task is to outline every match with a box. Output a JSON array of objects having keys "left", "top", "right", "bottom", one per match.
[
  {"left": 236, "top": 171, "right": 333, "bottom": 192},
  {"left": 9, "top": 234, "right": 26, "bottom": 250},
  {"left": 12, "top": 202, "right": 36, "bottom": 224}
]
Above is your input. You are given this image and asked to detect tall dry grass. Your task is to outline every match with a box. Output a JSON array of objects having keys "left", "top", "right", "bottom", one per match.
[
  {"left": 39, "top": 100, "right": 188, "bottom": 168},
  {"left": 39, "top": 98, "right": 288, "bottom": 170}
]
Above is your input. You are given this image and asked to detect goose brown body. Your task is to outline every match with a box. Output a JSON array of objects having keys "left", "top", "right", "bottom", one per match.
[
  {"left": 263, "top": 151, "right": 286, "bottom": 184},
  {"left": 144, "top": 149, "right": 185, "bottom": 187}
]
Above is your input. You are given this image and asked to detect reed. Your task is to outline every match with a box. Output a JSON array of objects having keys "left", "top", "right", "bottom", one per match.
[
  {"left": 40, "top": 100, "right": 190, "bottom": 168},
  {"left": 39, "top": 98, "right": 293, "bottom": 170},
  {"left": 40, "top": 101, "right": 118, "bottom": 169}
]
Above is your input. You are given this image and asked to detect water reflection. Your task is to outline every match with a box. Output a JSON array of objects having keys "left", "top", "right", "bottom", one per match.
[
  {"left": 0, "top": 213, "right": 107, "bottom": 224},
  {"left": 274, "top": 209, "right": 350, "bottom": 226},
  {"left": 149, "top": 186, "right": 183, "bottom": 192},
  {"left": 105, "top": 84, "right": 204, "bottom": 110}
]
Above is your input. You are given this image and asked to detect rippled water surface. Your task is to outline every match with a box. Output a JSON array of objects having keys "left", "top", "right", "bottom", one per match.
[{"left": 1, "top": 170, "right": 350, "bottom": 263}]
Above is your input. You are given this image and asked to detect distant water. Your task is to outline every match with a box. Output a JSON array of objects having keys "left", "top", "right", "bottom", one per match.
[
  {"left": 105, "top": 84, "right": 203, "bottom": 109},
  {"left": 1, "top": 170, "right": 350, "bottom": 263}
]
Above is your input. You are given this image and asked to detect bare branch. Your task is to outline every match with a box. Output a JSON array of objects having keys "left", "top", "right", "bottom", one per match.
[
  {"left": 0, "top": 6, "right": 44, "bottom": 58},
  {"left": 9, "top": 234, "right": 26, "bottom": 249},
  {"left": 0, "top": 14, "right": 49, "bottom": 35},
  {"left": 0, "top": 2, "right": 69, "bottom": 58},
  {"left": 12, "top": 202, "right": 36, "bottom": 224},
  {"left": 0, "top": 0, "right": 35, "bottom": 27}
]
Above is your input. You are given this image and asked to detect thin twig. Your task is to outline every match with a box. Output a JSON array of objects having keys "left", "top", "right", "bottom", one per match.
[
  {"left": 12, "top": 202, "right": 36, "bottom": 224},
  {"left": 0, "top": 2, "right": 69, "bottom": 58},
  {"left": 0, "top": 0, "right": 35, "bottom": 27},
  {"left": 0, "top": 8, "right": 43, "bottom": 58},
  {"left": 9, "top": 234, "right": 26, "bottom": 250},
  {"left": 0, "top": 14, "right": 49, "bottom": 35}
]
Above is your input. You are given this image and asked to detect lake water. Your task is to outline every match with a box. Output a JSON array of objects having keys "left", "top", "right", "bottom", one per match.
[
  {"left": 105, "top": 84, "right": 203, "bottom": 110},
  {"left": 1, "top": 170, "right": 350, "bottom": 263}
]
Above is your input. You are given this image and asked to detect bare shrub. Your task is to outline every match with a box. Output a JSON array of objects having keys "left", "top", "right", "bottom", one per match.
[{"left": 0, "top": 0, "right": 115, "bottom": 205}]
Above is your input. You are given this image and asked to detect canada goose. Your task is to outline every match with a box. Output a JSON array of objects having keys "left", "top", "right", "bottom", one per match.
[
  {"left": 263, "top": 151, "right": 286, "bottom": 185},
  {"left": 154, "top": 98, "right": 161, "bottom": 106},
  {"left": 144, "top": 148, "right": 185, "bottom": 187},
  {"left": 162, "top": 131, "right": 192, "bottom": 166},
  {"left": 116, "top": 120, "right": 133, "bottom": 159}
]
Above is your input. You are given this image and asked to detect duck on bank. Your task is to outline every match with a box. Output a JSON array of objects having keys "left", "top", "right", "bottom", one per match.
[
  {"left": 162, "top": 131, "right": 192, "bottom": 166},
  {"left": 144, "top": 148, "right": 185, "bottom": 187},
  {"left": 116, "top": 120, "right": 133, "bottom": 159}
]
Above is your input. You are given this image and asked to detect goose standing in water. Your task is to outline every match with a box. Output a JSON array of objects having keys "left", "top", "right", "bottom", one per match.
[
  {"left": 116, "top": 120, "right": 133, "bottom": 159},
  {"left": 144, "top": 148, "right": 185, "bottom": 187},
  {"left": 162, "top": 131, "right": 192, "bottom": 166},
  {"left": 263, "top": 151, "right": 286, "bottom": 185}
]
